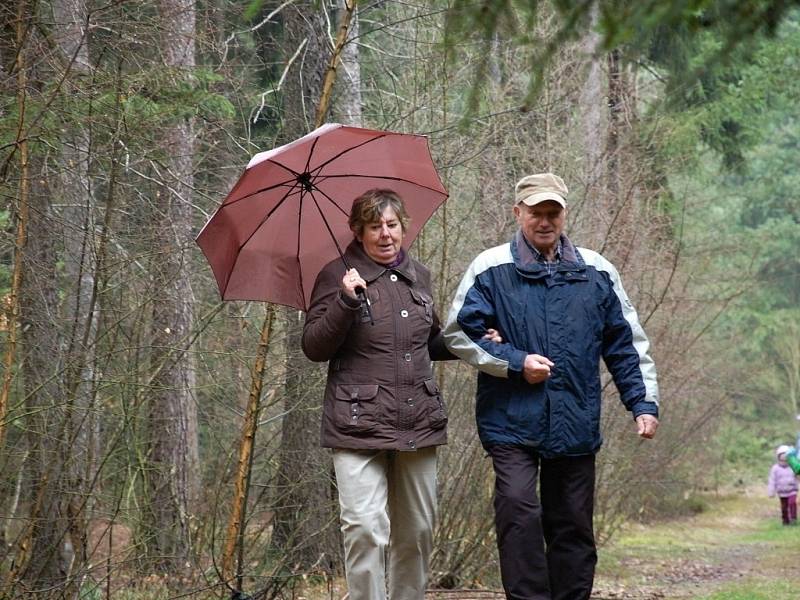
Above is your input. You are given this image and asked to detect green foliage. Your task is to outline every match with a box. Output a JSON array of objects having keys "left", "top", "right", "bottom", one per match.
[
  {"left": 244, "top": 0, "right": 268, "bottom": 22},
  {"left": 680, "top": 123, "right": 800, "bottom": 483},
  {"left": 96, "top": 67, "right": 236, "bottom": 130},
  {"left": 713, "top": 420, "right": 779, "bottom": 485},
  {"left": 645, "top": 15, "right": 800, "bottom": 171},
  {"left": 444, "top": 0, "right": 800, "bottom": 111}
]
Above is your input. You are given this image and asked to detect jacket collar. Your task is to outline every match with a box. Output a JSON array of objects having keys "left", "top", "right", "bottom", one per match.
[
  {"left": 510, "top": 230, "right": 584, "bottom": 276},
  {"left": 343, "top": 240, "right": 417, "bottom": 284}
]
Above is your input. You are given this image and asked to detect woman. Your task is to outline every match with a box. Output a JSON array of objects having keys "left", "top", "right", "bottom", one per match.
[{"left": 302, "top": 188, "right": 453, "bottom": 600}]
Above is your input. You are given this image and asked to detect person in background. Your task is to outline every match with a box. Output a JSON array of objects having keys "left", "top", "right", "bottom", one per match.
[
  {"left": 302, "top": 189, "right": 455, "bottom": 600},
  {"left": 767, "top": 444, "right": 798, "bottom": 526},
  {"left": 444, "top": 173, "right": 659, "bottom": 600}
]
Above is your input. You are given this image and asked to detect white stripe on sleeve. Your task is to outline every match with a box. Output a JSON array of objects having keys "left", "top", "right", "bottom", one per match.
[
  {"left": 578, "top": 247, "right": 659, "bottom": 406},
  {"left": 444, "top": 244, "right": 513, "bottom": 378}
]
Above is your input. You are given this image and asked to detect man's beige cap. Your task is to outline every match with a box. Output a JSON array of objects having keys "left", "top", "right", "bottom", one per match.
[{"left": 514, "top": 173, "right": 568, "bottom": 208}]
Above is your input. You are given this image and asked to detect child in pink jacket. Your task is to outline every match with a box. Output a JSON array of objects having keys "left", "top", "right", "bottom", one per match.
[{"left": 768, "top": 444, "right": 799, "bottom": 525}]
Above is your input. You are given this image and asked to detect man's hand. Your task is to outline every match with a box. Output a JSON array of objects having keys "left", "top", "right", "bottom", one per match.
[
  {"left": 522, "top": 354, "right": 554, "bottom": 385},
  {"left": 636, "top": 414, "right": 659, "bottom": 439}
]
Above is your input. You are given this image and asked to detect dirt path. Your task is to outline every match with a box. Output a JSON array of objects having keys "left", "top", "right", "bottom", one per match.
[
  {"left": 589, "top": 486, "right": 800, "bottom": 599},
  {"left": 424, "top": 486, "right": 799, "bottom": 600},
  {"left": 308, "top": 487, "right": 798, "bottom": 600}
]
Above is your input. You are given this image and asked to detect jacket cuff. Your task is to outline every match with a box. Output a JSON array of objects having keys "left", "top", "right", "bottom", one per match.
[
  {"left": 506, "top": 350, "right": 528, "bottom": 381},
  {"left": 337, "top": 290, "right": 362, "bottom": 310},
  {"left": 632, "top": 401, "right": 659, "bottom": 420}
]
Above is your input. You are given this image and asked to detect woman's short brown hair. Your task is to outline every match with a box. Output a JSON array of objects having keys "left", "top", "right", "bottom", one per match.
[{"left": 348, "top": 189, "right": 410, "bottom": 236}]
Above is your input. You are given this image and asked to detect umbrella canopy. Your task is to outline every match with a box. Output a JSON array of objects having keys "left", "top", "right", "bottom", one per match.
[{"left": 196, "top": 123, "right": 449, "bottom": 311}]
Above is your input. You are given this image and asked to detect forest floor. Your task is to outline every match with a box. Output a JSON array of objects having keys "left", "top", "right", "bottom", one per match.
[
  {"left": 100, "top": 485, "right": 797, "bottom": 599},
  {"left": 300, "top": 485, "right": 800, "bottom": 600},
  {"left": 586, "top": 484, "right": 800, "bottom": 599}
]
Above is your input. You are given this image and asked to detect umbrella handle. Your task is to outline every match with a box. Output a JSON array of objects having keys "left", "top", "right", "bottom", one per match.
[
  {"left": 339, "top": 255, "right": 373, "bottom": 325},
  {"left": 354, "top": 286, "right": 374, "bottom": 326}
]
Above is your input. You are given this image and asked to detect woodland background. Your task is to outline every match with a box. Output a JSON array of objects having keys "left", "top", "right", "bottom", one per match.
[{"left": 0, "top": 0, "right": 798, "bottom": 598}]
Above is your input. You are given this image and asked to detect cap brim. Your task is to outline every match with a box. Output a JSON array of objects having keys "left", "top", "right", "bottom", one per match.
[{"left": 518, "top": 191, "right": 566, "bottom": 208}]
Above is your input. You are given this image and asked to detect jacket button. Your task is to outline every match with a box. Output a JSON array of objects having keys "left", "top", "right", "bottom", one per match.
[
  {"left": 404, "top": 353, "right": 412, "bottom": 362},
  {"left": 389, "top": 274, "right": 398, "bottom": 282},
  {"left": 407, "top": 398, "right": 414, "bottom": 406},
  {"left": 407, "top": 440, "right": 416, "bottom": 449},
  {"left": 400, "top": 309, "right": 408, "bottom": 318}
]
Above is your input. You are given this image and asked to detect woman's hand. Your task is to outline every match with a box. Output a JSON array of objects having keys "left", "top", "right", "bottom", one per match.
[
  {"left": 483, "top": 328, "right": 503, "bottom": 343},
  {"left": 342, "top": 268, "right": 367, "bottom": 300}
]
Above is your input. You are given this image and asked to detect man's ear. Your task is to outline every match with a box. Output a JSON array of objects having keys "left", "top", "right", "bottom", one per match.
[{"left": 512, "top": 204, "right": 521, "bottom": 219}]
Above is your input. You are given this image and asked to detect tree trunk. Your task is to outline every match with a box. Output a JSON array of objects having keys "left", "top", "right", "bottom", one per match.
[
  {"left": 19, "top": 180, "right": 71, "bottom": 595},
  {"left": 271, "top": 0, "right": 343, "bottom": 575},
  {"left": 52, "top": 0, "right": 94, "bottom": 589},
  {"left": 606, "top": 48, "right": 623, "bottom": 210},
  {"left": 574, "top": 2, "right": 607, "bottom": 248},
  {"left": 603, "top": 47, "right": 640, "bottom": 261},
  {"left": 7, "top": 3, "right": 75, "bottom": 593},
  {"left": 143, "top": 0, "right": 200, "bottom": 571},
  {"left": 331, "top": 0, "right": 361, "bottom": 127}
]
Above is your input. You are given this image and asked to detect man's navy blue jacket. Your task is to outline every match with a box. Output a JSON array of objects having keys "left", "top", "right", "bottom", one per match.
[{"left": 444, "top": 231, "right": 659, "bottom": 458}]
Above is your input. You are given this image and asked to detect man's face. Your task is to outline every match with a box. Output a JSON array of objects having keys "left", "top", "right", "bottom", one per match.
[{"left": 513, "top": 200, "right": 566, "bottom": 253}]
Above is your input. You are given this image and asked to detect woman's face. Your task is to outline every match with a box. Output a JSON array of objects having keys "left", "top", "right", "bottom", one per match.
[{"left": 358, "top": 205, "right": 404, "bottom": 264}]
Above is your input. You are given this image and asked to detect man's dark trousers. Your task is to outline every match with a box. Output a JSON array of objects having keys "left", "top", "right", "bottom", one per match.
[{"left": 488, "top": 446, "right": 597, "bottom": 600}]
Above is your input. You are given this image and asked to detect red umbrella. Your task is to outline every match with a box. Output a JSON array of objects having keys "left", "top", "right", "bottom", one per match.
[{"left": 196, "top": 123, "right": 449, "bottom": 311}]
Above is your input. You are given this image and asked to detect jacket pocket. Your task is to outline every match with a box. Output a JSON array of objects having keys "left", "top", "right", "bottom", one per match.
[
  {"left": 334, "top": 384, "right": 379, "bottom": 433},
  {"left": 409, "top": 289, "right": 433, "bottom": 323},
  {"left": 423, "top": 379, "right": 447, "bottom": 430}
]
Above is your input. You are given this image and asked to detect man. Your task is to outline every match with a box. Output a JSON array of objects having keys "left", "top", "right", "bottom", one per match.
[{"left": 444, "top": 173, "right": 659, "bottom": 600}]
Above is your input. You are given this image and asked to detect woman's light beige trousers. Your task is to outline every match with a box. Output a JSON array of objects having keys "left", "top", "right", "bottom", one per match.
[{"left": 333, "top": 447, "right": 437, "bottom": 600}]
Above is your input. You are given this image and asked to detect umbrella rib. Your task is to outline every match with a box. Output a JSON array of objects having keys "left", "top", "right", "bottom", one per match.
[
  {"left": 297, "top": 189, "right": 307, "bottom": 309},
  {"left": 219, "top": 133, "right": 426, "bottom": 210},
  {"left": 304, "top": 136, "right": 320, "bottom": 174},
  {"left": 308, "top": 190, "right": 350, "bottom": 258},
  {"left": 308, "top": 185, "right": 350, "bottom": 218},
  {"left": 293, "top": 184, "right": 351, "bottom": 310},
  {"left": 307, "top": 133, "right": 389, "bottom": 175},
  {"left": 235, "top": 179, "right": 305, "bottom": 254},
  {"left": 217, "top": 160, "right": 301, "bottom": 209},
  {"left": 314, "top": 173, "right": 447, "bottom": 196}
]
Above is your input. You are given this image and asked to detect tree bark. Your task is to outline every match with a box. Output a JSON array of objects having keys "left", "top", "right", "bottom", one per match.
[
  {"left": 575, "top": 2, "right": 607, "bottom": 248},
  {"left": 19, "top": 179, "right": 70, "bottom": 595},
  {"left": 5, "top": 3, "right": 76, "bottom": 593},
  {"left": 332, "top": 0, "right": 361, "bottom": 126},
  {"left": 143, "top": 0, "right": 200, "bottom": 571},
  {"left": 52, "top": 0, "right": 94, "bottom": 589}
]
